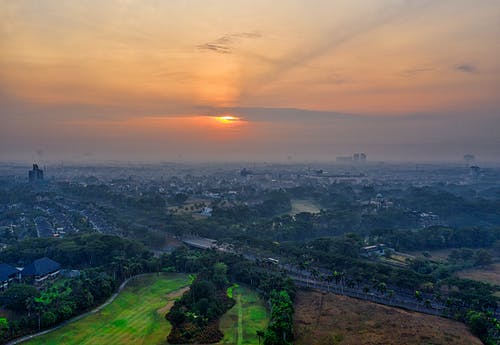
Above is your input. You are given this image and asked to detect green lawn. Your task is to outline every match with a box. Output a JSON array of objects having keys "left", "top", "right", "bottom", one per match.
[
  {"left": 24, "top": 273, "right": 190, "bottom": 345},
  {"left": 219, "top": 285, "right": 269, "bottom": 345},
  {"left": 289, "top": 199, "right": 321, "bottom": 215}
]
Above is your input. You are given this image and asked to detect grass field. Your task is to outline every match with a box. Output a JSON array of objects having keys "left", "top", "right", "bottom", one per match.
[
  {"left": 218, "top": 285, "right": 269, "bottom": 345},
  {"left": 24, "top": 273, "right": 190, "bottom": 345},
  {"left": 290, "top": 199, "right": 321, "bottom": 215},
  {"left": 457, "top": 262, "right": 500, "bottom": 286},
  {"left": 294, "top": 290, "right": 482, "bottom": 345}
]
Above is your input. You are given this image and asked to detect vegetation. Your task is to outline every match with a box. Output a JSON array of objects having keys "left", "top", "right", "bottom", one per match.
[
  {"left": 0, "top": 233, "right": 161, "bottom": 343},
  {"left": 263, "top": 290, "right": 294, "bottom": 345},
  {"left": 23, "top": 273, "right": 190, "bottom": 345},
  {"left": 218, "top": 285, "right": 270, "bottom": 345},
  {"left": 166, "top": 262, "right": 235, "bottom": 343}
]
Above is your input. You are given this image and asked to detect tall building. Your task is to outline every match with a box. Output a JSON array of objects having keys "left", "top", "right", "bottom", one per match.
[
  {"left": 28, "top": 164, "right": 44, "bottom": 183},
  {"left": 464, "top": 154, "right": 475, "bottom": 167}
]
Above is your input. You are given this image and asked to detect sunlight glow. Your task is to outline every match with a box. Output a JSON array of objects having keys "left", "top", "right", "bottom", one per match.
[{"left": 215, "top": 115, "right": 239, "bottom": 124}]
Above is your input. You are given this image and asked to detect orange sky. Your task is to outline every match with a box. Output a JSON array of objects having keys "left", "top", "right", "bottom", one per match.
[{"left": 1, "top": 0, "right": 500, "bottom": 162}]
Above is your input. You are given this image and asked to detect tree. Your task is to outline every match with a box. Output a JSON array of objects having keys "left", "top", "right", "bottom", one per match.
[
  {"left": 265, "top": 290, "right": 294, "bottom": 345},
  {"left": 257, "top": 329, "right": 265, "bottom": 345},
  {"left": 41, "top": 311, "right": 57, "bottom": 328},
  {"left": 0, "top": 318, "right": 8, "bottom": 338},
  {"left": 474, "top": 249, "right": 493, "bottom": 267},
  {"left": 0, "top": 284, "right": 38, "bottom": 311},
  {"left": 414, "top": 290, "right": 423, "bottom": 311},
  {"left": 212, "top": 262, "right": 229, "bottom": 289}
]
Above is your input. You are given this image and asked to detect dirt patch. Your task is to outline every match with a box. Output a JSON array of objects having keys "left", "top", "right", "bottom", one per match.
[
  {"left": 157, "top": 286, "right": 190, "bottom": 315},
  {"left": 457, "top": 263, "right": 500, "bottom": 286},
  {"left": 294, "top": 290, "right": 482, "bottom": 345}
]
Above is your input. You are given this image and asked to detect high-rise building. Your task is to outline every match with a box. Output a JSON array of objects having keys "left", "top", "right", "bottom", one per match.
[
  {"left": 28, "top": 164, "right": 44, "bottom": 183},
  {"left": 464, "top": 154, "right": 475, "bottom": 167}
]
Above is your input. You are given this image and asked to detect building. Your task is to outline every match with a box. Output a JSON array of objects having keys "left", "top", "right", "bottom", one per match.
[
  {"left": 353, "top": 153, "right": 367, "bottom": 162},
  {"left": 0, "top": 263, "right": 20, "bottom": 291},
  {"left": 464, "top": 154, "right": 475, "bottom": 167},
  {"left": 361, "top": 244, "right": 393, "bottom": 257},
  {"left": 200, "top": 207, "right": 213, "bottom": 217},
  {"left": 419, "top": 212, "right": 441, "bottom": 228},
  {"left": 21, "top": 257, "right": 61, "bottom": 285},
  {"left": 470, "top": 165, "right": 481, "bottom": 180},
  {"left": 28, "top": 164, "right": 44, "bottom": 183}
]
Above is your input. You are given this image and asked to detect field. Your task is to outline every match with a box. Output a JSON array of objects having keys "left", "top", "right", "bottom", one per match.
[
  {"left": 407, "top": 248, "right": 457, "bottom": 261},
  {"left": 457, "top": 262, "right": 500, "bottom": 286},
  {"left": 24, "top": 273, "right": 190, "bottom": 345},
  {"left": 294, "top": 290, "right": 482, "bottom": 345},
  {"left": 218, "top": 285, "right": 269, "bottom": 345},
  {"left": 290, "top": 199, "right": 321, "bottom": 215}
]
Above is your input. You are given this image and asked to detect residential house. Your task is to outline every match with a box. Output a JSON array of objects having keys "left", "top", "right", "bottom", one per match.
[
  {"left": 0, "top": 263, "right": 20, "bottom": 290},
  {"left": 21, "top": 257, "right": 61, "bottom": 285}
]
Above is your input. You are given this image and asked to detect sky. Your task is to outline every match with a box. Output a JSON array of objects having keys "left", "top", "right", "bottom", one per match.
[{"left": 1, "top": 0, "right": 499, "bottom": 163}]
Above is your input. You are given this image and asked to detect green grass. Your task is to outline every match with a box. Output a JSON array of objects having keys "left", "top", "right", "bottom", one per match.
[
  {"left": 289, "top": 199, "right": 321, "bottom": 215},
  {"left": 24, "top": 273, "right": 190, "bottom": 345},
  {"left": 218, "top": 285, "right": 269, "bottom": 345}
]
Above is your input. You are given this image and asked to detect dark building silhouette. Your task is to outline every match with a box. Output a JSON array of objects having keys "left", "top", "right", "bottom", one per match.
[{"left": 28, "top": 163, "right": 44, "bottom": 183}]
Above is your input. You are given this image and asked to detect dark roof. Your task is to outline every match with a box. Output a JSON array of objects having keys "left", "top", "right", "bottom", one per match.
[
  {"left": 22, "top": 257, "right": 61, "bottom": 277},
  {"left": 0, "top": 263, "right": 19, "bottom": 281}
]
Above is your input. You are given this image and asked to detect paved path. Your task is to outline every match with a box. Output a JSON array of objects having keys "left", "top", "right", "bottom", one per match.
[{"left": 7, "top": 274, "right": 148, "bottom": 345}]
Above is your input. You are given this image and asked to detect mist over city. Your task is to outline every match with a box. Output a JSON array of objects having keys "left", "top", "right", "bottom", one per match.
[{"left": 1, "top": 1, "right": 500, "bottom": 345}]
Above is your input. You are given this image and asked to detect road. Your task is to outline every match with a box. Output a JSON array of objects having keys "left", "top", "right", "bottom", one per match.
[{"left": 182, "top": 235, "right": 499, "bottom": 319}]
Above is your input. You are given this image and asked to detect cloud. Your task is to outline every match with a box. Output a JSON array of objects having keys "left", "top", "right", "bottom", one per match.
[
  {"left": 237, "top": 1, "right": 434, "bottom": 102},
  {"left": 197, "top": 31, "right": 261, "bottom": 54},
  {"left": 400, "top": 67, "right": 434, "bottom": 78},
  {"left": 455, "top": 63, "right": 478, "bottom": 73}
]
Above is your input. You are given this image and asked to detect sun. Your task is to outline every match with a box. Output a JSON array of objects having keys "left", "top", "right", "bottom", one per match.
[{"left": 214, "top": 115, "right": 240, "bottom": 124}]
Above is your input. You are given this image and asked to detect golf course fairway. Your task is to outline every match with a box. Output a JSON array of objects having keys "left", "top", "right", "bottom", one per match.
[
  {"left": 219, "top": 285, "right": 269, "bottom": 345},
  {"left": 23, "top": 273, "right": 190, "bottom": 345}
]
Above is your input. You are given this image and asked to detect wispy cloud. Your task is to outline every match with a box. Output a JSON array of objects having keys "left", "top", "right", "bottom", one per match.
[
  {"left": 197, "top": 32, "right": 261, "bottom": 54},
  {"left": 455, "top": 63, "right": 478, "bottom": 73},
  {"left": 400, "top": 67, "right": 434, "bottom": 78}
]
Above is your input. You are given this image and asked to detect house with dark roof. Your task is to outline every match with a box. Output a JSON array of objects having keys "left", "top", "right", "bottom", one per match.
[
  {"left": 0, "top": 263, "right": 20, "bottom": 290},
  {"left": 21, "top": 257, "right": 61, "bottom": 285}
]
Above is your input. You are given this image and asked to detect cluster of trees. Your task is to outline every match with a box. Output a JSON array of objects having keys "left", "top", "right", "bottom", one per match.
[
  {"left": 396, "top": 187, "right": 500, "bottom": 228},
  {"left": 166, "top": 262, "right": 234, "bottom": 344},
  {"left": 60, "top": 183, "right": 165, "bottom": 213},
  {"left": 164, "top": 248, "right": 297, "bottom": 344},
  {"left": 0, "top": 234, "right": 161, "bottom": 342},
  {"left": 213, "top": 190, "right": 291, "bottom": 220},
  {"left": 0, "top": 233, "right": 152, "bottom": 269},
  {"left": 448, "top": 248, "right": 493, "bottom": 267},
  {"left": 0, "top": 270, "right": 116, "bottom": 340},
  {"left": 371, "top": 226, "right": 500, "bottom": 251},
  {"left": 263, "top": 290, "right": 294, "bottom": 345},
  {"left": 465, "top": 310, "right": 500, "bottom": 345}
]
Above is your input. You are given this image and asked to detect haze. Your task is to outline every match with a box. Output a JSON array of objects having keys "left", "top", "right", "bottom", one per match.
[{"left": 1, "top": 0, "right": 499, "bottom": 163}]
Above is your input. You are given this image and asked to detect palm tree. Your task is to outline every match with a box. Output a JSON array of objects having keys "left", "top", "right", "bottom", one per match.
[
  {"left": 415, "top": 290, "right": 423, "bottom": 311},
  {"left": 363, "top": 286, "right": 370, "bottom": 300},
  {"left": 311, "top": 268, "right": 320, "bottom": 288},
  {"left": 376, "top": 282, "right": 387, "bottom": 296},
  {"left": 424, "top": 299, "right": 432, "bottom": 310},
  {"left": 387, "top": 289, "right": 395, "bottom": 304}
]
